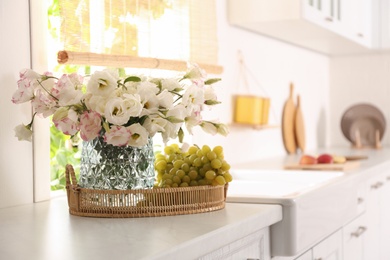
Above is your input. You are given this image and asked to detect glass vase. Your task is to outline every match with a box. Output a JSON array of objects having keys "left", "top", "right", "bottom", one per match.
[{"left": 79, "top": 136, "right": 155, "bottom": 190}]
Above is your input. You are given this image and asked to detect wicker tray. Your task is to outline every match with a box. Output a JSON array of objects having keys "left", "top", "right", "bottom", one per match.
[{"left": 65, "top": 164, "right": 228, "bottom": 218}]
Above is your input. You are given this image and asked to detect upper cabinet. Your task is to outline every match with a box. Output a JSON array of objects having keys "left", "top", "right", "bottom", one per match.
[{"left": 227, "top": 0, "right": 390, "bottom": 55}]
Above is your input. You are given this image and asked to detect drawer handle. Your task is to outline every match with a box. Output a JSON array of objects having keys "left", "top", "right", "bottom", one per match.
[
  {"left": 351, "top": 226, "right": 367, "bottom": 237},
  {"left": 247, "top": 259, "right": 260, "bottom": 260},
  {"left": 325, "top": 17, "right": 333, "bottom": 22},
  {"left": 371, "top": 182, "right": 384, "bottom": 189}
]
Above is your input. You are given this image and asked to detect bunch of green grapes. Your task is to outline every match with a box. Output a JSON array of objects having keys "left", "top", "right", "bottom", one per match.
[{"left": 154, "top": 144, "right": 233, "bottom": 188}]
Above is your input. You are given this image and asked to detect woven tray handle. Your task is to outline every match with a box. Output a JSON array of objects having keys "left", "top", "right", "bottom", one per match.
[{"left": 65, "top": 164, "right": 78, "bottom": 186}]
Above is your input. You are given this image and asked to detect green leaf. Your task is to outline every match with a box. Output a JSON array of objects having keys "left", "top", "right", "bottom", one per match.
[
  {"left": 124, "top": 76, "right": 141, "bottom": 84},
  {"left": 204, "top": 78, "right": 221, "bottom": 85},
  {"left": 178, "top": 128, "right": 184, "bottom": 143}
]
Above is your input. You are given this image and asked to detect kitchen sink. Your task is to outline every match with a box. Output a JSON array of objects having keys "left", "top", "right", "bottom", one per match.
[
  {"left": 227, "top": 169, "right": 344, "bottom": 198},
  {"left": 226, "top": 169, "right": 360, "bottom": 257}
]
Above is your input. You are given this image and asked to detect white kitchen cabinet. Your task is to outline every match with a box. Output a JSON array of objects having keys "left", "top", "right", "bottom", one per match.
[
  {"left": 198, "top": 228, "right": 271, "bottom": 260},
  {"left": 227, "top": 0, "right": 389, "bottom": 55},
  {"left": 337, "top": 0, "right": 372, "bottom": 47},
  {"left": 379, "top": 173, "right": 390, "bottom": 259},
  {"left": 312, "top": 229, "right": 343, "bottom": 260},
  {"left": 342, "top": 213, "right": 367, "bottom": 260},
  {"left": 364, "top": 169, "right": 390, "bottom": 260}
]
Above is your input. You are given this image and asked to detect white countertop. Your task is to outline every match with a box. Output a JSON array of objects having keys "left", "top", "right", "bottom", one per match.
[{"left": 0, "top": 197, "right": 282, "bottom": 260}]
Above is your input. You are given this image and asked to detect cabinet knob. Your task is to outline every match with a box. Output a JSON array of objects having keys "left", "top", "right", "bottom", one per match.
[
  {"left": 357, "top": 197, "right": 364, "bottom": 204},
  {"left": 386, "top": 176, "right": 390, "bottom": 181},
  {"left": 351, "top": 226, "right": 367, "bottom": 237}
]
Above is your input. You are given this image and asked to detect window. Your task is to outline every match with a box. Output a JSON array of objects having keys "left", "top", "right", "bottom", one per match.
[{"left": 32, "top": 0, "right": 221, "bottom": 200}]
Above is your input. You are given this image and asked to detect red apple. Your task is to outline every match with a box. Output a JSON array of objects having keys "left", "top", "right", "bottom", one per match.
[
  {"left": 317, "top": 153, "right": 334, "bottom": 164},
  {"left": 299, "top": 155, "right": 318, "bottom": 165}
]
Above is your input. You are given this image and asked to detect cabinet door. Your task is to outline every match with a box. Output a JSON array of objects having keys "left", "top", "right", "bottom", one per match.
[
  {"left": 304, "top": 0, "right": 339, "bottom": 31},
  {"left": 198, "top": 228, "right": 270, "bottom": 260},
  {"left": 338, "top": 0, "right": 372, "bottom": 47},
  {"left": 294, "top": 250, "right": 312, "bottom": 260},
  {"left": 380, "top": 173, "right": 390, "bottom": 260},
  {"left": 364, "top": 175, "right": 383, "bottom": 260},
  {"left": 312, "top": 229, "right": 342, "bottom": 260},
  {"left": 343, "top": 213, "right": 367, "bottom": 260}
]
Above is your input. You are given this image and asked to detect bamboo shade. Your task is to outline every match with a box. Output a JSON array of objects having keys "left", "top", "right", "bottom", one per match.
[{"left": 57, "top": 0, "right": 222, "bottom": 74}]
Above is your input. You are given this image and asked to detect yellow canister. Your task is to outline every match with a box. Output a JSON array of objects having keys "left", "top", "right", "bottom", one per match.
[{"left": 233, "top": 95, "right": 270, "bottom": 125}]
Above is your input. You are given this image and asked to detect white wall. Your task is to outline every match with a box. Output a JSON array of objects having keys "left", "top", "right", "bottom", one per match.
[
  {"left": 0, "top": 0, "right": 34, "bottom": 208},
  {"left": 193, "top": 0, "right": 330, "bottom": 165},
  {"left": 330, "top": 54, "right": 390, "bottom": 147}
]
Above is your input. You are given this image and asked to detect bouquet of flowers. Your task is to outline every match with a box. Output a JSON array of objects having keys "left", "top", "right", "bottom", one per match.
[{"left": 11, "top": 63, "right": 228, "bottom": 147}]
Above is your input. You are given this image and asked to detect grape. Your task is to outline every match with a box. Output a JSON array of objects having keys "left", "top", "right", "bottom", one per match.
[
  {"left": 176, "top": 169, "right": 185, "bottom": 179},
  {"left": 181, "top": 163, "right": 190, "bottom": 172},
  {"left": 201, "top": 156, "right": 210, "bottom": 164},
  {"left": 173, "top": 159, "right": 184, "bottom": 169},
  {"left": 155, "top": 160, "right": 167, "bottom": 171},
  {"left": 211, "top": 159, "right": 222, "bottom": 169},
  {"left": 205, "top": 170, "right": 216, "bottom": 180},
  {"left": 206, "top": 151, "right": 217, "bottom": 161},
  {"left": 193, "top": 158, "right": 202, "bottom": 167},
  {"left": 213, "top": 146, "right": 223, "bottom": 155},
  {"left": 182, "top": 175, "right": 191, "bottom": 184},
  {"left": 221, "top": 161, "right": 231, "bottom": 171},
  {"left": 172, "top": 175, "right": 181, "bottom": 184},
  {"left": 188, "top": 170, "right": 198, "bottom": 180},
  {"left": 188, "top": 146, "right": 199, "bottom": 155},
  {"left": 164, "top": 146, "right": 175, "bottom": 155},
  {"left": 154, "top": 143, "right": 233, "bottom": 188},
  {"left": 215, "top": 175, "right": 226, "bottom": 185},
  {"left": 201, "top": 145, "right": 211, "bottom": 154},
  {"left": 223, "top": 172, "right": 233, "bottom": 182}
]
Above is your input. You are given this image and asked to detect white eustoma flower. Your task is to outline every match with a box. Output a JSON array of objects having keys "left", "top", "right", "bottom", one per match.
[
  {"left": 200, "top": 121, "right": 218, "bottom": 135},
  {"left": 14, "top": 124, "right": 33, "bottom": 142},
  {"left": 19, "top": 68, "right": 41, "bottom": 80},
  {"left": 32, "top": 89, "right": 58, "bottom": 118},
  {"left": 136, "top": 81, "right": 159, "bottom": 115},
  {"left": 87, "top": 70, "right": 118, "bottom": 96},
  {"left": 11, "top": 78, "right": 35, "bottom": 104},
  {"left": 143, "top": 116, "right": 167, "bottom": 136},
  {"left": 185, "top": 110, "right": 201, "bottom": 135},
  {"left": 84, "top": 93, "right": 109, "bottom": 116},
  {"left": 52, "top": 74, "right": 83, "bottom": 106},
  {"left": 104, "top": 94, "right": 142, "bottom": 126},
  {"left": 53, "top": 108, "right": 79, "bottom": 135},
  {"left": 127, "top": 123, "right": 149, "bottom": 147},
  {"left": 161, "top": 78, "right": 181, "bottom": 91},
  {"left": 183, "top": 63, "right": 207, "bottom": 81},
  {"left": 217, "top": 123, "right": 229, "bottom": 136},
  {"left": 181, "top": 85, "right": 205, "bottom": 109},
  {"left": 204, "top": 85, "right": 218, "bottom": 104},
  {"left": 157, "top": 89, "right": 174, "bottom": 109}
]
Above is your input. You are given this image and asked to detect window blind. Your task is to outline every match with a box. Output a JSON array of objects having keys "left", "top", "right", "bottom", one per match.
[{"left": 56, "top": 0, "right": 222, "bottom": 74}]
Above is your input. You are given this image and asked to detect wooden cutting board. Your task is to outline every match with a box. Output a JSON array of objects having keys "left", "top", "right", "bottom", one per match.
[
  {"left": 282, "top": 83, "right": 297, "bottom": 154},
  {"left": 294, "top": 95, "right": 305, "bottom": 152},
  {"left": 284, "top": 161, "right": 360, "bottom": 171}
]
